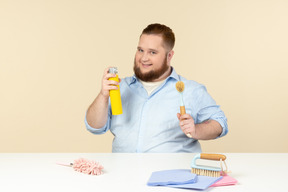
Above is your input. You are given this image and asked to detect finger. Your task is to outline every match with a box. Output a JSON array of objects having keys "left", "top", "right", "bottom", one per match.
[
  {"left": 103, "top": 78, "right": 118, "bottom": 85},
  {"left": 102, "top": 83, "right": 118, "bottom": 91},
  {"left": 178, "top": 114, "right": 191, "bottom": 122},
  {"left": 105, "top": 85, "right": 118, "bottom": 90},
  {"left": 103, "top": 80, "right": 119, "bottom": 88},
  {"left": 180, "top": 126, "right": 188, "bottom": 133},
  {"left": 104, "top": 73, "right": 117, "bottom": 80},
  {"left": 180, "top": 123, "right": 192, "bottom": 130},
  {"left": 102, "top": 81, "right": 117, "bottom": 89},
  {"left": 177, "top": 113, "right": 181, "bottom": 120},
  {"left": 106, "top": 79, "right": 119, "bottom": 85},
  {"left": 179, "top": 118, "right": 193, "bottom": 126},
  {"left": 183, "top": 128, "right": 193, "bottom": 138},
  {"left": 180, "top": 126, "right": 193, "bottom": 138},
  {"left": 179, "top": 114, "right": 191, "bottom": 121},
  {"left": 103, "top": 67, "right": 111, "bottom": 76}
]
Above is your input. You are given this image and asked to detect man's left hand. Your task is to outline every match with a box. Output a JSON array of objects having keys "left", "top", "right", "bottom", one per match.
[{"left": 177, "top": 113, "right": 196, "bottom": 138}]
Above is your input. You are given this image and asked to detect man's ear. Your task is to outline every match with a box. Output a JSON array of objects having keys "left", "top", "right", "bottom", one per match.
[{"left": 167, "top": 50, "right": 174, "bottom": 62}]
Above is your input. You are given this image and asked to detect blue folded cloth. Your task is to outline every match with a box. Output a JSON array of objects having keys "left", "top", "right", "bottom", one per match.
[
  {"left": 167, "top": 175, "right": 223, "bottom": 190},
  {"left": 147, "top": 169, "right": 223, "bottom": 190},
  {"left": 147, "top": 169, "right": 197, "bottom": 186}
]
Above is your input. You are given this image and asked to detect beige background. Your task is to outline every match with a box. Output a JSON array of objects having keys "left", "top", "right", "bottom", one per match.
[{"left": 0, "top": 0, "right": 287, "bottom": 153}]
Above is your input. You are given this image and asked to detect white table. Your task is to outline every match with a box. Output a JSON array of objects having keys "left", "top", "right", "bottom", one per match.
[{"left": 0, "top": 153, "right": 287, "bottom": 192}]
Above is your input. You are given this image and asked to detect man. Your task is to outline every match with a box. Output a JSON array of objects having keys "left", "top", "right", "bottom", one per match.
[{"left": 85, "top": 23, "right": 228, "bottom": 152}]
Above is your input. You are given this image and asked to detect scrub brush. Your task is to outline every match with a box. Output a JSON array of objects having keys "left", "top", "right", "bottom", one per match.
[
  {"left": 191, "top": 153, "right": 228, "bottom": 177},
  {"left": 175, "top": 81, "right": 192, "bottom": 138}
]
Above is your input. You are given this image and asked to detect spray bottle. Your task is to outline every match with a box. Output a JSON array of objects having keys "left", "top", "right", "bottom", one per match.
[{"left": 108, "top": 67, "right": 123, "bottom": 115}]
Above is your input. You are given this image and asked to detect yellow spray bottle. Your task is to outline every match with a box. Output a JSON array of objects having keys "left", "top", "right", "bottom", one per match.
[{"left": 108, "top": 67, "right": 123, "bottom": 115}]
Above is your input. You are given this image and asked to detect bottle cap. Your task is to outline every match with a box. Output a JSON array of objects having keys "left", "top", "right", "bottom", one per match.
[{"left": 108, "top": 67, "right": 118, "bottom": 74}]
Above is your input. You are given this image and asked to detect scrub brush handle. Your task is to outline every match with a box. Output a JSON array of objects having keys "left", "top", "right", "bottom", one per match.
[
  {"left": 201, "top": 153, "right": 226, "bottom": 161},
  {"left": 179, "top": 106, "right": 192, "bottom": 138},
  {"left": 180, "top": 106, "right": 186, "bottom": 115}
]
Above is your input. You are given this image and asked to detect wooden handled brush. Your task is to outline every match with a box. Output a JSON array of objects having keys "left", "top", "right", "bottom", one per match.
[
  {"left": 191, "top": 153, "right": 227, "bottom": 177},
  {"left": 200, "top": 153, "right": 226, "bottom": 161},
  {"left": 175, "top": 81, "right": 192, "bottom": 138}
]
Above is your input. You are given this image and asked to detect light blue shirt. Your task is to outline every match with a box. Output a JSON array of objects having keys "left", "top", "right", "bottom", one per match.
[{"left": 85, "top": 68, "right": 228, "bottom": 153}]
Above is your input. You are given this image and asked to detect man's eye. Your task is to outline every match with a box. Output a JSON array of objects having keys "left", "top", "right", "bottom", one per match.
[
  {"left": 151, "top": 51, "right": 157, "bottom": 55},
  {"left": 138, "top": 48, "right": 144, "bottom": 52}
]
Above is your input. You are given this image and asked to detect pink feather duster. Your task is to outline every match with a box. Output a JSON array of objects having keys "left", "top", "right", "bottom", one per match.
[{"left": 57, "top": 158, "right": 104, "bottom": 175}]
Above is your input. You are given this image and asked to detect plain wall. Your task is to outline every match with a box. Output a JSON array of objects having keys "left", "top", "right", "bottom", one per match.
[{"left": 1, "top": 0, "right": 287, "bottom": 153}]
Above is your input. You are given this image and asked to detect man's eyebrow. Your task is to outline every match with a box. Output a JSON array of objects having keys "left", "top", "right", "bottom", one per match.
[
  {"left": 149, "top": 48, "right": 158, "bottom": 52},
  {"left": 137, "top": 46, "right": 159, "bottom": 53},
  {"left": 137, "top": 46, "right": 158, "bottom": 52}
]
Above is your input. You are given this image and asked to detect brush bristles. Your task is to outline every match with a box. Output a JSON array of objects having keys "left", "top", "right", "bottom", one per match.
[
  {"left": 176, "top": 81, "right": 185, "bottom": 92},
  {"left": 191, "top": 168, "right": 220, "bottom": 177}
]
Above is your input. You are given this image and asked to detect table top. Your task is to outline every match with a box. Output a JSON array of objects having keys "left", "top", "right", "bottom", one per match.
[{"left": 0, "top": 153, "right": 287, "bottom": 192}]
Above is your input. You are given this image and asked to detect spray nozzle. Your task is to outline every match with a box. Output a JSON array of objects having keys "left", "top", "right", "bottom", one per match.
[{"left": 108, "top": 67, "right": 118, "bottom": 74}]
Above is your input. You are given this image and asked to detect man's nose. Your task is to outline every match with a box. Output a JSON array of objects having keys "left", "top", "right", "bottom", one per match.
[{"left": 141, "top": 52, "right": 149, "bottom": 62}]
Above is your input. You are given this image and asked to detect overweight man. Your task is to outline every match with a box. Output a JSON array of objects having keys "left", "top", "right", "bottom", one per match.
[{"left": 85, "top": 23, "right": 228, "bottom": 152}]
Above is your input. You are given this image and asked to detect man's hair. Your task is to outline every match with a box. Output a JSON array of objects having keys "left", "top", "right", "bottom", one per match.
[{"left": 141, "top": 23, "right": 175, "bottom": 51}]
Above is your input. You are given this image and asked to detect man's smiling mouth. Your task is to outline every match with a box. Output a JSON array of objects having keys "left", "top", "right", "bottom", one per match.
[{"left": 142, "top": 63, "right": 152, "bottom": 67}]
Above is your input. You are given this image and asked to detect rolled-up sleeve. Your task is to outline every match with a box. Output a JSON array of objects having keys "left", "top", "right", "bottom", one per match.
[
  {"left": 211, "top": 112, "right": 228, "bottom": 138},
  {"left": 193, "top": 85, "right": 228, "bottom": 139}
]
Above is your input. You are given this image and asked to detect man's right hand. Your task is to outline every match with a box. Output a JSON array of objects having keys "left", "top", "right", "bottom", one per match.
[{"left": 100, "top": 67, "right": 121, "bottom": 98}]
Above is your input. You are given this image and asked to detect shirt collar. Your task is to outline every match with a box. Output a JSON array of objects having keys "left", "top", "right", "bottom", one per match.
[
  {"left": 129, "top": 67, "right": 179, "bottom": 85},
  {"left": 169, "top": 67, "right": 180, "bottom": 81}
]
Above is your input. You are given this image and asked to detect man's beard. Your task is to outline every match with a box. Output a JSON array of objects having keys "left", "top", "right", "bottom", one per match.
[{"left": 133, "top": 57, "right": 169, "bottom": 82}]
